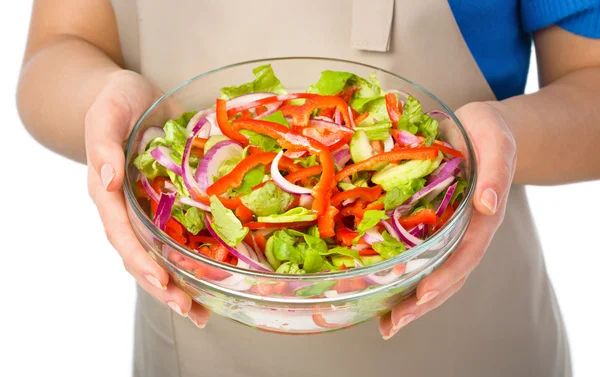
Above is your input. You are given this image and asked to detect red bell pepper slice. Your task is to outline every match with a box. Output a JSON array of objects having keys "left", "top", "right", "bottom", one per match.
[
  {"left": 353, "top": 111, "right": 370, "bottom": 125},
  {"left": 206, "top": 152, "right": 273, "bottom": 196},
  {"left": 232, "top": 119, "right": 336, "bottom": 237},
  {"left": 385, "top": 93, "right": 401, "bottom": 124},
  {"left": 226, "top": 93, "right": 319, "bottom": 118},
  {"left": 397, "top": 209, "right": 438, "bottom": 229},
  {"left": 335, "top": 147, "right": 439, "bottom": 182},
  {"left": 192, "top": 137, "right": 208, "bottom": 149},
  {"left": 280, "top": 96, "right": 352, "bottom": 127},
  {"left": 358, "top": 248, "right": 379, "bottom": 256},
  {"left": 335, "top": 227, "right": 359, "bottom": 247},
  {"left": 235, "top": 204, "right": 254, "bottom": 223},
  {"left": 216, "top": 98, "right": 249, "bottom": 145},
  {"left": 330, "top": 185, "right": 382, "bottom": 207},
  {"left": 432, "top": 204, "right": 455, "bottom": 233},
  {"left": 244, "top": 221, "right": 318, "bottom": 230},
  {"left": 284, "top": 165, "right": 323, "bottom": 184}
]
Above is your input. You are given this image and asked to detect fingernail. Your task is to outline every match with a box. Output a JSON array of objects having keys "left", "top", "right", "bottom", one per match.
[
  {"left": 144, "top": 274, "right": 166, "bottom": 291},
  {"left": 100, "top": 164, "right": 115, "bottom": 190},
  {"left": 189, "top": 315, "right": 206, "bottom": 329},
  {"left": 167, "top": 301, "right": 187, "bottom": 317},
  {"left": 417, "top": 290, "right": 439, "bottom": 306},
  {"left": 392, "top": 314, "right": 416, "bottom": 332},
  {"left": 481, "top": 188, "right": 498, "bottom": 214}
]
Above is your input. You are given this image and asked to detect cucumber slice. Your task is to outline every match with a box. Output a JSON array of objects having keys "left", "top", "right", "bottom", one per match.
[
  {"left": 372, "top": 152, "right": 443, "bottom": 191},
  {"left": 331, "top": 255, "right": 355, "bottom": 268},
  {"left": 350, "top": 130, "right": 373, "bottom": 163},
  {"left": 360, "top": 255, "right": 385, "bottom": 266}
]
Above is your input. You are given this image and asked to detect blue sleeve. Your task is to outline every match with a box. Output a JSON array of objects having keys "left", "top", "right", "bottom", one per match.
[{"left": 521, "top": 0, "right": 600, "bottom": 37}]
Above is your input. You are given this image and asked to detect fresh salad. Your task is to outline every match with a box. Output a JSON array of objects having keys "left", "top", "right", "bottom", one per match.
[{"left": 134, "top": 65, "right": 467, "bottom": 277}]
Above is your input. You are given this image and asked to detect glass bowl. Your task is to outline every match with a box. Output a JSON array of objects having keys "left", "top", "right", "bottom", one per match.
[{"left": 123, "top": 57, "right": 476, "bottom": 334}]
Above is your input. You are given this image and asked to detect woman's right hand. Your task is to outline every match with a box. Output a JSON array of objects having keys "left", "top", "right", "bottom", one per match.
[{"left": 85, "top": 70, "right": 210, "bottom": 328}]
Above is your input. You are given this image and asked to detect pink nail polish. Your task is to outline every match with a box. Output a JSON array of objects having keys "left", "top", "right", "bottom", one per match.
[
  {"left": 417, "top": 290, "right": 439, "bottom": 305},
  {"left": 100, "top": 164, "right": 115, "bottom": 190},
  {"left": 481, "top": 188, "right": 498, "bottom": 214}
]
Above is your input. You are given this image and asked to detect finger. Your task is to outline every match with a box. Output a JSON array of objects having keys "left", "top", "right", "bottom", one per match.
[
  {"left": 137, "top": 277, "right": 193, "bottom": 318},
  {"left": 380, "top": 277, "right": 467, "bottom": 339},
  {"left": 89, "top": 169, "right": 170, "bottom": 289},
  {"left": 413, "top": 209, "right": 503, "bottom": 304},
  {"left": 85, "top": 72, "right": 157, "bottom": 192},
  {"left": 85, "top": 88, "right": 133, "bottom": 192},
  {"left": 188, "top": 302, "right": 211, "bottom": 329},
  {"left": 455, "top": 103, "right": 517, "bottom": 216}
]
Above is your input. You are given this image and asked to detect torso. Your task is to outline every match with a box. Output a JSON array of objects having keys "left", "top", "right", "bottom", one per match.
[{"left": 111, "top": 1, "right": 571, "bottom": 376}]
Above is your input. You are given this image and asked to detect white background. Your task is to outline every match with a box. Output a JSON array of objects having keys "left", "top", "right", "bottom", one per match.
[{"left": 1, "top": 2, "right": 599, "bottom": 376}]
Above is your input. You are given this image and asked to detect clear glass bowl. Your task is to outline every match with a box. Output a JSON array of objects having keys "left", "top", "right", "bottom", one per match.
[{"left": 123, "top": 57, "right": 476, "bottom": 334}]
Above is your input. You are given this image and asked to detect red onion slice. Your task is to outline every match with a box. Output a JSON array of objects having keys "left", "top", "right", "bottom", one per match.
[
  {"left": 284, "top": 150, "right": 307, "bottom": 159},
  {"left": 409, "top": 224, "right": 425, "bottom": 237},
  {"left": 150, "top": 146, "right": 184, "bottom": 175},
  {"left": 354, "top": 260, "right": 403, "bottom": 285},
  {"left": 195, "top": 140, "right": 244, "bottom": 191},
  {"left": 408, "top": 175, "right": 455, "bottom": 204},
  {"left": 271, "top": 151, "right": 313, "bottom": 195},
  {"left": 186, "top": 108, "right": 216, "bottom": 135},
  {"left": 426, "top": 110, "right": 451, "bottom": 120},
  {"left": 333, "top": 147, "right": 351, "bottom": 170},
  {"left": 139, "top": 174, "right": 160, "bottom": 203},
  {"left": 396, "top": 129, "right": 420, "bottom": 146},
  {"left": 309, "top": 118, "right": 353, "bottom": 134},
  {"left": 363, "top": 228, "right": 384, "bottom": 245},
  {"left": 299, "top": 194, "right": 314, "bottom": 209},
  {"left": 178, "top": 196, "right": 211, "bottom": 212},
  {"left": 392, "top": 207, "right": 424, "bottom": 248},
  {"left": 138, "top": 127, "right": 165, "bottom": 155},
  {"left": 428, "top": 157, "right": 462, "bottom": 183},
  {"left": 334, "top": 108, "right": 341, "bottom": 125},
  {"left": 383, "top": 134, "right": 394, "bottom": 152},
  {"left": 435, "top": 182, "right": 458, "bottom": 217},
  {"left": 348, "top": 106, "right": 356, "bottom": 128},
  {"left": 153, "top": 191, "right": 177, "bottom": 231},
  {"left": 204, "top": 215, "right": 272, "bottom": 272},
  {"left": 181, "top": 118, "right": 210, "bottom": 200}
]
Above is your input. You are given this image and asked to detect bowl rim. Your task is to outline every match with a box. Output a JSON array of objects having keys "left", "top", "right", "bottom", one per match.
[{"left": 123, "top": 56, "right": 477, "bottom": 281}]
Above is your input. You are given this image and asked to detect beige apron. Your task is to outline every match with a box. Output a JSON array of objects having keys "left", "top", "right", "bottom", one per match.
[{"left": 111, "top": 1, "right": 571, "bottom": 376}]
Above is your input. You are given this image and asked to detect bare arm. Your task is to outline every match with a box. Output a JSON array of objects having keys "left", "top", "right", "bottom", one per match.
[
  {"left": 495, "top": 26, "right": 600, "bottom": 185},
  {"left": 17, "top": 0, "right": 124, "bottom": 163}
]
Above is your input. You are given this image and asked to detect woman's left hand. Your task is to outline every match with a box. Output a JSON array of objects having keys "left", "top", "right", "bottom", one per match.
[{"left": 379, "top": 101, "right": 517, "bottom": 339}]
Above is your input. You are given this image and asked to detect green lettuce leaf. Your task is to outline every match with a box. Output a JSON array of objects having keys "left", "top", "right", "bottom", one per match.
[
  {"left": 269, "top": 230, "right": 303, "bottom": 264},
  {"left": 293, "top": 154, "right": 318, "bottom": 168},
  {"left": 295, "top": 281, "right": 337, "bottom": 297},
  {"left": 372, "top": 231, "right": 406, "bottom": 259},
  {"left": 260, "top": 110, "right": 289, "bottom": 127},
  {"left": 276, "top": 262, "right": 306, "bottom": 274},
  {"left": 397, "top": 96, "right": 439, "bottom": 145},
  {"left": 171, "top": 206, "right": 205, "bottom": 235},
  {"left": 231, "top": 166, "right": 265, "bottom": 195},
  {"left": 240, "top": 130, "right": 281, "bottom": 152},
  {"left": 209, "top": 196, "right": 248, "bottom": 246},
  {"left": 354, "top": 210, "right": 389, "bottom": 244},
  {"left": 220, "top": 64, "right": 287, "bottom": 100},
  {"left": 319, "top": 246, "right": 360, "bottom": 260},
  {"left": 241, "top": 182, "right": 294, "bottom": 216},
  {"left": 383, "top": 178, "right": 426, "bottom": 210},
  {"left": 450, "top": 177, "right": 468, "bottom": 205},
  {"left": 133, "top": 148, "right": 168, "bottom": 180},
  {"left": 216, "top": 158, "right": 241, "bottom": 179},
  {"left": 356, "top": 121, "right": 392, "bottom": 140},
  {"left": 163, "top": 119, "right": 190, "bottom": 156},
  {"left": 166, "top": 170, "right": 190, "bottom": 197},
  {"left": 257, "top": 207, "right": 317, "bottom": 223},
  {"left": 307, "top": 71, "right": 356, "bottom": 95}
]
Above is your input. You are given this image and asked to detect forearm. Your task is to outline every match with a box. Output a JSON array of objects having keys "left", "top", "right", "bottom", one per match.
[
  {"left": 17, "top": 36, "right": 123, "bottom": 163},
  {"left": 493, "top": 67, "right": 600, "bottom": 185}
]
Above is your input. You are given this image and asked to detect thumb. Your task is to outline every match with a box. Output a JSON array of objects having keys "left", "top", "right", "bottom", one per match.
[
  {"left": 85, "top": 71, "right": 156, "bottom": 192},
  {"left": 455, "top": 102, "right": 517, "bottom": 216}
]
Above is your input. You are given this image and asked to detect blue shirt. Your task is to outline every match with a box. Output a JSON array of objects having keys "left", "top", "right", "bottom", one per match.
[{"left": 448, "top": 0, "right": 600, "bottom": 100}]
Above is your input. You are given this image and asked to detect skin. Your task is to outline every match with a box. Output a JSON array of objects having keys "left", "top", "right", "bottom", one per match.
[{"left": 17, "top": 0, "right": 600, "bottom": 335}]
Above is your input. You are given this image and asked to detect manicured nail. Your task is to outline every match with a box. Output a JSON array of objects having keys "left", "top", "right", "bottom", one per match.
[
  {"left": 144, "top": 274, "right": 166, "bottom": 291},
  {"left": 100, "top": 164, "right": 115, "bottom": 190},
  {"left": 167, "top": 301, "right": 187, "bottom": 317},
  {"left": 384, "top": 314, "right": 415, "bottom": 340},
  {"left": 417, "top": 290, "right": 439, "bottom": 306},
  {"left": 189, "top": 315, "right": 206, "bottom": 329},
  {"left": 481, "top": 188, "right": 498, "bottom": 214}
]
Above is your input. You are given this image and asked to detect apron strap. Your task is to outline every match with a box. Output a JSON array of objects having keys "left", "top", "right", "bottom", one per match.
[{"left": 351, "top": 0, "right": 395, "bottom": 52}]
